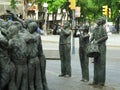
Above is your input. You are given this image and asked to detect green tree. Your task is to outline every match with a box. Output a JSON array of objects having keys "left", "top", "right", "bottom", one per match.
[
  {"left": 91, "top": 0, "right": 120, "bottom": 21},
  {"left": 10, "top": 0, "right": 120, "bottom": 22},
  {"left": 10, "top": 0, "right": 17, "bottom": 9}
]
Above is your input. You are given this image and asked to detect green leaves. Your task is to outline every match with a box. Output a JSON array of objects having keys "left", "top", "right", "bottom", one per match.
[
  {"left": 10, "top": 0, "right": 119, "bottom": 21},
  {"left": 47, "top": 0, "right": 67, "bottom": 13},
  {"left": 10, "top": 0, "right": 18, "bottom": 9}
]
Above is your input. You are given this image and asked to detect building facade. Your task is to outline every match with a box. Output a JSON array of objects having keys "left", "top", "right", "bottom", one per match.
[{"left": 0, "top": 0, "right": 23, "bottom": 16}]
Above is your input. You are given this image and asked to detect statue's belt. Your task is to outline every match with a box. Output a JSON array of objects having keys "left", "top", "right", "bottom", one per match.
[{"left": 13, "top": 58, "right": 27, "bottom": 65}]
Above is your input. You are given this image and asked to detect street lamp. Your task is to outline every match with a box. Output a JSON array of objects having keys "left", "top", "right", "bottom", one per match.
[{"left": 43, "top": 2, "right": 48, "bottom": 35}]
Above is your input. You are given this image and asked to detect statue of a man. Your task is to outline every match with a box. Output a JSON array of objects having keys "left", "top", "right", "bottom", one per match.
[
  {"left": 26, "top": 21, "right": 43, "bottom": 90},
  {"left": 6, "top": 25, "right": 28, "bottom": 90},
  {"left": 59, "top": 21, "right": 71, "bottom": 77},
  {"left": 90, "top": 17, "right": 108, "bottom": 86},
  {"left": 0, "top": 26, "right": 17, "bottom": 90},
  {"left": 28, "top": 22, "right": 49, "bottom": 90},
  {"left": 73, "top": 24, "right": 90, "bottom": 82}
]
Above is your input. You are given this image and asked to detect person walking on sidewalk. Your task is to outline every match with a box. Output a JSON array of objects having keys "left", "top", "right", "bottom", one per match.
[
  {"left": 73, "top": 24, "right": 90, "bottom": 82},
  {"left": 59, "top": 21, "right": 71, "bottom": 77},
  {"left": 90, "top": 17, "right": 108, "bottom": 86}
]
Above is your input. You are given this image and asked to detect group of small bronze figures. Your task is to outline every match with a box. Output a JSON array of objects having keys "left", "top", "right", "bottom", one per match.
[
  {"left": 0, "top": 13, "right": 49, "bottom": 90},
  {"left": 59, "top": 17, "right": 108, "bottom": 86}
]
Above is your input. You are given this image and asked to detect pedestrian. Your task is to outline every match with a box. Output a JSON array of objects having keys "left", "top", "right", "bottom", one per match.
[
  {"left": 89, "top": 17, "right": 108, "bottom": 86},
  {"left": 73, "top": 24, "right": 90, "bottom": 82},
  {"left": 59, "top": 21, "right": 71, "bottom": 77}
]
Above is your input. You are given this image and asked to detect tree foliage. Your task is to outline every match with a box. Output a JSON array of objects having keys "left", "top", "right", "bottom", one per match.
[
  {"left": 10, "top": 0, "right": 120, "bottom": 22},
  {"left": 89, "top": 0, "right": 120, "bottom": 21},
  {"left": 10, "top": 0, "right": 17, "bottom": 9}
]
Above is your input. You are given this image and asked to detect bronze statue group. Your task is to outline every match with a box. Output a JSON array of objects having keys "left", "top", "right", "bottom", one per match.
[
  {"left": 0, "top": 12, "right": 108, "bottom": 90},
  {"left": 0, "top": 14, "right": 49, "bottom": 90},
  {"left": 59, "top": 17, "right": 108, "bottom": 86}
]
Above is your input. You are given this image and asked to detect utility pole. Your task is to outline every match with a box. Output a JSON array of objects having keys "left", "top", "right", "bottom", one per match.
[{"left": 69, "top": 0, "right": 76, "bottom": 54}]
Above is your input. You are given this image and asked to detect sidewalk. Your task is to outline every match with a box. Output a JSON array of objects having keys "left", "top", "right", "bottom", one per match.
[{"left": 46, "top": 59, "right": 120, "bottom": 90}]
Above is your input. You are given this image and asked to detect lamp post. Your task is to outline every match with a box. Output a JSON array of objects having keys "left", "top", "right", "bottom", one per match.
[{"left": 43, "top": 2, "right": 48, "bottom": 35}]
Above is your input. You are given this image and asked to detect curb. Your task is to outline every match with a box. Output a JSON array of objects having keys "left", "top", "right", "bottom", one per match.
[
  {"left": 42, "top": 40, "right": 120, "bottom": 48},
  {"left": 107, "top": 45, "right": 120, "bottom": 48}
]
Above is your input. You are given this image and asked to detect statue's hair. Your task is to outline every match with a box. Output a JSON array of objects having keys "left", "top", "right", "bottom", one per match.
[
  {"left": 63, "top": 21, "right": 70, "bottom": 28},
  {"left": 7, "top": 25, "right": 19, "bottom": 35},
  {"left": 12, "top": 21, "right": 23, "bottom": 30},
  {"left": 83, "top": 24, "right": 89, "bottom": 29},
  {"left": 25, "top": 18, "right": 35, "bottom": 28},
  {"left": 97, "top": 16, "right": 106, "bottom": 25},
  {"left": 28, "top": 22, "right": 38, "bottom": 33}
]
